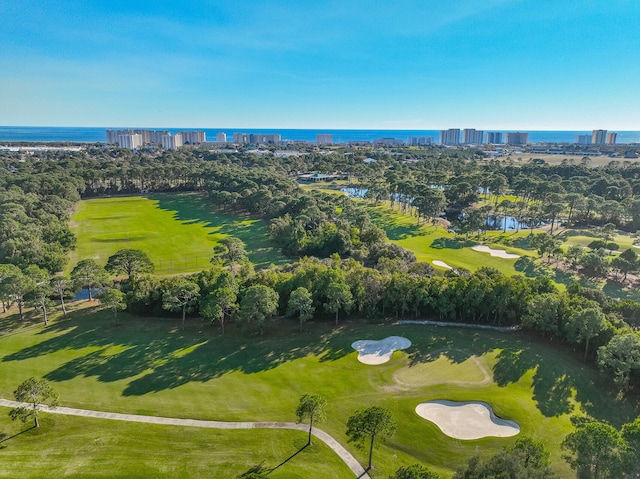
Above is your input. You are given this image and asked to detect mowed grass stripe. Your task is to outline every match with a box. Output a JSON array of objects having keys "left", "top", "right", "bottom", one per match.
[{"left": 68, "top": 193, "right": 286, "bottom": 274}]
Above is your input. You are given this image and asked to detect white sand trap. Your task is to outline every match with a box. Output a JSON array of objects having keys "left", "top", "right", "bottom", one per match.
[
  {"left": 351, "top": 336, "right": 412, "bottom": 365},
  {"left": 432, "top": 260, "right": 453, "bottom": 270},
  {"left": 471, "top": 245, "right": 520, "bottom": 259},
  {"left": 415, "top": 400, "right": 520, "bottom": 440}
]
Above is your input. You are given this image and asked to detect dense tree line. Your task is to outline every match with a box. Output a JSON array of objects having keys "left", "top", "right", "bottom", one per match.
[{"left": 55, "top": 251, "right": 634, "bottom": 394}]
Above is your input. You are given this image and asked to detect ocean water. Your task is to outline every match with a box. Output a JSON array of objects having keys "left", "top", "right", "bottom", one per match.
[{"left": 1, "top": 126, "right": 639, "bottom": 145}]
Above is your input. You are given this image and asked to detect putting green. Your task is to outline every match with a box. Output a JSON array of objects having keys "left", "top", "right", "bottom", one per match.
[{"left": 394, "top": 353, "right": 490, "bottom": 387}]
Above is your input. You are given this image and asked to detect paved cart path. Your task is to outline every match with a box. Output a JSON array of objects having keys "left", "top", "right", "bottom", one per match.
[{"left": 0, "top": 399, "right": 370, "bottom": 479}]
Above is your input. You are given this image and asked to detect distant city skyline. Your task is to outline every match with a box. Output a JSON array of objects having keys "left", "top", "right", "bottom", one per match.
[{"left": 1, "top": 0, "right": 639, "bottom": 130}]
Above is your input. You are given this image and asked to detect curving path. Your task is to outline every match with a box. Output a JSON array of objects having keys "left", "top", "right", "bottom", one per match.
[{"left": 0, "top": 399, "right": 370, "bottom": 479}]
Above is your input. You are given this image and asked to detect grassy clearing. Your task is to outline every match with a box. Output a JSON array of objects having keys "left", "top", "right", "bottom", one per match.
[
  {"left": 1, "top": 305, "right": 637, "bottom": 478},
  {"left": 69, "top": 194, "right": 286, "bottom": 274}
]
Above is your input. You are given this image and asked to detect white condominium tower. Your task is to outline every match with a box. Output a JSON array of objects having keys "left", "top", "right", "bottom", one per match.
[
  {"left": 316, "top": 134, "right": 333, "bottom": 145},
  {"left": 592, "top": 129, "right": 607, "bottom": 145},
  {"left": 439, "top": 128, "right": 461, "bottom": 145},
  {"left": 462, "top": 129, "right": 484, "bottom": 144}
]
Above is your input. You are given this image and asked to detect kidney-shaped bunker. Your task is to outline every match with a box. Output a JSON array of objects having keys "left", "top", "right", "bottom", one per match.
[{"left": 415, "top": 400, "right": 520, "bottom": 440}]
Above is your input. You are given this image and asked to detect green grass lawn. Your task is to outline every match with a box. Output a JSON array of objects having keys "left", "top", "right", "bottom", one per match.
[
  {"left": 0, "top": 415, "right": 352, "bottom": 479},
  {"left": 69, "top": 193, "right": 286, "bottom": 275},
  {"left": 1, "top": 304, "right": 637, "bottom": 478}
]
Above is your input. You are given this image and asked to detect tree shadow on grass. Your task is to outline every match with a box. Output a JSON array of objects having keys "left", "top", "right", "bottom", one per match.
[
  {"left": 4, "top": 315, "right": 638, "bottom": 427},
  {"left": 150, "top": 193, "right": 286, "bottom": 268},
  {"left": 362, "top": 208, "right": 425, "bottom": 241},
  {"left": 268, "top": 443, "right": 309, "bottom": 473},
  {"left": 0, "top": 426, "right": 34, "bottom": 444},
  {"left": 493, "top": 347, "right": 574, "bottom": 417},
  {"left": 2, "top": 313, "right": 355, "bottom": 397},
  {"left": 602, "top": 280, "right": 640, "bottom": 301},
  {"left": 402, "top": 326, "right": 638, "bottom": 425},
  {"left": 430, "top": 237, "right": 475, "bottom": 249}
]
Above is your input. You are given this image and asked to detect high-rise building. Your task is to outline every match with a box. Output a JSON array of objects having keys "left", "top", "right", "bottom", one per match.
[
  {"left": 117, "top": 133, "right": 143, "bottom": 149},
  {"left": 439, "top": 129, "right": 460, "bottom": 145},
  {"left": 106, "top": 129, "right": 168, "bottom": 145},
  {"left": 485, "top": 132, "right": 502, "bottom": 144},
  {"left": 505, "top": 132, "right": 529, "bottom": 145},
  {"left": 606, "top": 132, "right": 617, "bottom": 145},
  {"left": 233, "top": 133, "right": 250, "bottom": 144},
  {"left": 316, "top": 134, "right": 333, "bottom": 145},
  {"left": 407, "top": 136, "right": 434, "bottom": 146},
  {"left": 216, "top": 132, "right": 227, "bottom": 142},
  {"left": 373, "top": 138, "right": 404, "bottom": 146},
  {"left": 592, "top": 129, "right": 607, "bottom": 145},
  {"left": 147, "top": 130, "right": 170, "bottom": 144},
  {"left": 161, "top": 133, "right": 183, "bottom": 150},
  {"left": 179, "top": 131, "right": 206, "bottom": 144},
  {"left": 250, "top": 133, "right": 281, "bottom": 144},
  {"left": 462, "top": 129, "right": 484, "bottom": 144},
  {"left": 575, "top": 134, "right": 592, "bottom": 145}
]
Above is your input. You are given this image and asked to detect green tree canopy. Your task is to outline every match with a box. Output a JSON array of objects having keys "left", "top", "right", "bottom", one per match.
[
  {"left": 323, "top": 281, "right": 353, "bottom": 325},
  {"left": 100, "top": 288, "right": 127, "bottom": 324},
  {"left": 105, "top": 249, "right": 154, "bottom": 279},
  {"left": 562, "top": 421, "right": 628, "bottom": 479},
  {"left": 567, "top": 307, "right": 608, "bottom": 360},
  {"left": 390, "top": 464, "right": 440, "bottom": 479},
  {"left": 200, "top": 287, "right": 237, "bottom": 334},
  {"left": 287, "top": 287, "right": 315, "bottom": 331},
  {"left": 50, "top": 275, "right": 73, "bottom": 319},
  {"left": 597, "top": 332, "right": 640, "bottom": 391},
  {"left": 296, "top": 393, "right": 327, "bottom": 446},
  {"left": 237, "top": 285, "right": 279, "bottom": 336},
  {"left": 212, "top": 237, "right": 248, "bottom": 269},
  {"left": 346, "top": 406, "right": 396, "bottom": 470},
  {"left": 71, "top": 259, "right": 109, "bottom": 301},
  {"left": 9, "top": 377, "right": 59, "bottom": 428},
  {"left": 161, "top": 277, "right": 200, "bottom": 330},
  {"left": 455, "top": 436, "right": 557, "bottom": 479}
]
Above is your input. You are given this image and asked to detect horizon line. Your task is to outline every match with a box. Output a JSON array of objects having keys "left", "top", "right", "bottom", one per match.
[{"left": 1, "top": 125, "right": 636, "bottom": 132}]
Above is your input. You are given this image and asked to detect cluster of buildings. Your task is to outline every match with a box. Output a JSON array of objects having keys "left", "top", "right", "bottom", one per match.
[
  {"left": 371, "top": 129, "right": 529, "bottom": 147},
  {"left": 106, "top": 128, "right": 620, "bottom": 150},
  {"left": 106, "top": 129, "right": 206, "bottom": 149},
  {"left": 106, "top": 130, "right": 337, "bottom": 149},
  {"left": 575, "top": 130, "right": 617, "bottom": 145},
  {"left": 439, "top": 129, "right": 528, "bottom": 146}
]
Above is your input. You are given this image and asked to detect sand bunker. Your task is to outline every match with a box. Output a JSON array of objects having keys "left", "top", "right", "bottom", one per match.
[
  {"left": 432, "top": 260, "right": 453, "bottom": 270},
  {"left": 351, "top": 336, "right": 411, "bottom": 365},
  {"left": 415, "top": 400, "right": 520, "bottom": 440},
  {"left": 471, "top": 245, "right": 520, "bottom": 259}
]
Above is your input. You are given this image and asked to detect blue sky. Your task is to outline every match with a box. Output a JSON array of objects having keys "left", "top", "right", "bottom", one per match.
[{"left": 1, "top": 0, "right": 639, "bottom": 129}]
